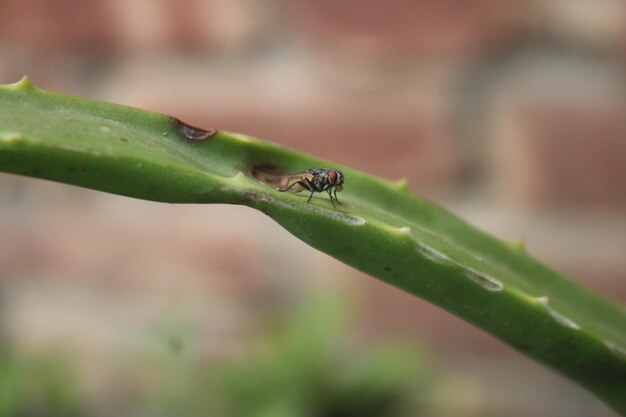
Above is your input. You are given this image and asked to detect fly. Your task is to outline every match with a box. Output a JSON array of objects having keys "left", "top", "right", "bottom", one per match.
[{"left": 278, "top": 168, "right": 344, "bottom": 208}]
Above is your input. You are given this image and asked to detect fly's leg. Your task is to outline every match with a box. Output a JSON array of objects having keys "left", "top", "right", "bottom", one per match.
[
  {"left": 281, "top": 178, "right": 316, "bottom": 204},
  {"left": 280, "top": 177, "right": 314, "bottom": 193},
  {"left": 281, "top": 180, "right": 304, "bottom": 192},
  {"left": 333, "top": 188, "right": 340, "bottom": 205},
  {"left": 327, "top": 189, "right": 337, "bottom": 208},
  {"left": 305, "top": 177, "right": 316, "bottom": 204}
]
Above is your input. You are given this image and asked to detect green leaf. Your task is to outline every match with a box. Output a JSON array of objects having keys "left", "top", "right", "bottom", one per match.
[{"left": 1, "top": 77, "right": 625, "bottom": 413}]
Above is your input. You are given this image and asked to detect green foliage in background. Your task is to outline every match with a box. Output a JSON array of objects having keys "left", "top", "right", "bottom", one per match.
[
  {"left": 141, "top": 294, "right": 434, "bottom": 417},
  {"left": 1, "top": 77, "right": 625, "bottom": 413},
  {"left": 0, "top": 294, "right": 438, "bottom": 417},
  {"left": 0, "top": 351, "right": 85, "bottom": 417},
  {"left": 211, "top": 296, "right": 431, "bottom": 417}
]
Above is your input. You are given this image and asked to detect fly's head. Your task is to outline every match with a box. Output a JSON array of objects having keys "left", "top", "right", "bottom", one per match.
[{"left": 328, "top": 169, "right": 344, "bottom": 192}]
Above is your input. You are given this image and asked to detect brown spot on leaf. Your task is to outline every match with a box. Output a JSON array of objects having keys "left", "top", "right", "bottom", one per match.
[
  {"left": 173, "top": 118, "right": 217, "bottom": 141},
  {"left": 250, "top": 163, "right": 288, "bottom": 188}
]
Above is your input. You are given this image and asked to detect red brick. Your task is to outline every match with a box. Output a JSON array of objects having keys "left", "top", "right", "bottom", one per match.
[
  {"left": 0, "top": 0, "right": 263, "bottom": 55},
  {"left": 483, "top": 55, "right": 626, "bottom": 211},
  {"left": 283, "top": 0, "right": 525, "bottom": 58},
  {"left": 111, "top": 0, "right": 263, "bottom": 52},
  {"left": 490, "top": 98, "right": 626, "bottom": 210},
  {"left": 0, "top": 0, "right": 117, "bottom": 53}
]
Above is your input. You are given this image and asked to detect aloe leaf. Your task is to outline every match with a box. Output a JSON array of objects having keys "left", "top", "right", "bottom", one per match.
[{"left": 1, "top": 77, "right": 625, "bottom": 413}]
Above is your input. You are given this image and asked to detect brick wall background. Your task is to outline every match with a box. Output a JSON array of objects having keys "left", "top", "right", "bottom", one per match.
[{"left": 1, "top": 1, "right": 625, "bottom": 416}]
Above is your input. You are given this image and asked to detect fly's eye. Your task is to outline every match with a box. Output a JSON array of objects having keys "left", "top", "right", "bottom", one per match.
[{"left": 328, "top": 169, "right": 338, "bottom": 184}]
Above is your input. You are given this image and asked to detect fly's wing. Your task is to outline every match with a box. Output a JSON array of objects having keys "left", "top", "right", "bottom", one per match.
[
  {"left": 283, "top": 181, "right": 307, "bottom": 192},
  {"left": 276, "top": 172, "right": 314, "bottom": 193},
  {"left": 251, "top": 166, "right": 314, "bottom": 192}
]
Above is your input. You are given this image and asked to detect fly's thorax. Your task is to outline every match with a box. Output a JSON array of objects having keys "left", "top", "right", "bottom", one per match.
[
  {"left": 303, "top": 168, "right": 344, "bottom": 192},
  {"left": 313, "top": 174, "right": 329, "bottom": 191},
  {"left": 305, "top": 168, "right": 325, "bottom": 191}
]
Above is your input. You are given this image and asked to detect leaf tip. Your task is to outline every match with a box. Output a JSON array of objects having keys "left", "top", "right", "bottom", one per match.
[
  {"left": 390, "top": 177, "right": 410, "bottom": 192},
  {"left": 230, "top": 171, "right": 248, "bottom": 182},
  {"left": 506, "top": 238, "right": 527, "bottom": 253},
  {"left": 3, "top": 75, "right": 35, "bottom": 91}
]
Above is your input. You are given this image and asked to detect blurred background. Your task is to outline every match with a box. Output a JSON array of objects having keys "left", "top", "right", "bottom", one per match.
[{"left": 1, "top": 0, "right": 625, "bottom": 416}]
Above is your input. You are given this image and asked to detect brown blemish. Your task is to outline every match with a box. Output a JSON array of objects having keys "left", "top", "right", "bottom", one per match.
[
  {"left": 250, "top": 163, "right": 288, "bottom": 189},
  {"left": 384, "top": 266, "right": 393, "bottom": 272},
  {"left": 173, "top": 118, "right": 217, "bottom": 141},
  {"left": 119, "top": 137, "right": 128, "bottom": 143}
]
